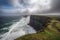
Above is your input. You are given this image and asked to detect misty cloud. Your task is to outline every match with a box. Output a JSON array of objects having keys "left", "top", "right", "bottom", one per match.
[{"left": 0, "top": 0, "right": 60, "bottom": 16}]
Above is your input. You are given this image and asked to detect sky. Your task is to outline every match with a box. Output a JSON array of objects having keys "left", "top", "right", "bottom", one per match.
[{"left": 0, "top": 0, "right": 60, "bottom": 16}]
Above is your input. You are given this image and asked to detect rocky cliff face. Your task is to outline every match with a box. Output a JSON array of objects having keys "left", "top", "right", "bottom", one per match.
[
  {"left": 15, "top": 16, "right": 60, "bottom": 40},
  {"left": 28, "top": 15, "right": 51, "bottom": 32}
]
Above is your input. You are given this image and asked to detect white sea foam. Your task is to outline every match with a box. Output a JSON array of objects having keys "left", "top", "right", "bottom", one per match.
[{"left": 0, "top": 16, "right": 36, "bottom": 40}]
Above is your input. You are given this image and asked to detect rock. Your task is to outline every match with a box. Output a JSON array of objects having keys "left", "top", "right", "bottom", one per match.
[{"left": 28, "top": 15, "right": 51, "bottom": 32}]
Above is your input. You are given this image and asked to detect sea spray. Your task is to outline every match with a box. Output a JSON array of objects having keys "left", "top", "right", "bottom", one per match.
[{"left": 0, "top": 16, "right": 36, "bottom": 40}]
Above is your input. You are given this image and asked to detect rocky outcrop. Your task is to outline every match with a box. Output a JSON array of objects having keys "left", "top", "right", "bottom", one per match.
[{"left": 28, "top": 15, "right": 51, "bottom": 32}]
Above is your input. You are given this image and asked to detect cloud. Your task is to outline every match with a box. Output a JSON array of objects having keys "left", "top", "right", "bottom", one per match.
[
  {"left": 11, "top": 0, "right": 50, "bottom": 12},
  {"left": 2, "top": 0, "right": 51, "bottom": 12},
  {"left": 0, "top": 0, "right": 60, "bottom": 16}
]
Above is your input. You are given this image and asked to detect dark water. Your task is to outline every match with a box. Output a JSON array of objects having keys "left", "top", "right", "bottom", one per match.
[{"left": 0, "top": 16, "right": 21, "bottom": 36}]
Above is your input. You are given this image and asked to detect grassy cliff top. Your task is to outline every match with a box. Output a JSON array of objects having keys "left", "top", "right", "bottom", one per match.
[{"left": 15, "top": 17, "right": 60, "bottom": 40}]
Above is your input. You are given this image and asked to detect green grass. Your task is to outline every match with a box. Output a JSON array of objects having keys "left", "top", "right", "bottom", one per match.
[
  {"left": 15, "top": 30, "right": 60, "bottom": 40},
  {"left": 15, "top": 18, "right": 60, "bottom": 40}
]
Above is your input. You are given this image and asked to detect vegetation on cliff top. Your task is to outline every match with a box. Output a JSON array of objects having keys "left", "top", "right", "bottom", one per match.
[{"left": 15, "top": 17, "right": 60, "bottom": 40}]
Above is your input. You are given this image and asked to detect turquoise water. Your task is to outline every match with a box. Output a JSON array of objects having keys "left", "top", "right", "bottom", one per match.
[
  {"left": 0, "top": 16, "right": 21, "bottom": 38},
  {"left": 0, "top": 16, "right": 36, "bottom": 40}
]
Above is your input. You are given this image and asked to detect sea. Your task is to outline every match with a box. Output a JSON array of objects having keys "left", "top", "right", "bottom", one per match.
[
  {"left": 0, "top": 16, "right": 22, "bottom": 38},
  {"left": 0, "top": 16, "right": 36, "bottom": 40}
]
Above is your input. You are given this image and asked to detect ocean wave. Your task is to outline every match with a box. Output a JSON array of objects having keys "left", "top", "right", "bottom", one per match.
[{"left": 0, "top": 16, "right": 36, "bottom": 40}]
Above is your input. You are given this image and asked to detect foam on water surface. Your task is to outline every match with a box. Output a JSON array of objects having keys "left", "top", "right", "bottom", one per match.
[{"left": 0, "top": 16, "right": 36, "bottom": 40}]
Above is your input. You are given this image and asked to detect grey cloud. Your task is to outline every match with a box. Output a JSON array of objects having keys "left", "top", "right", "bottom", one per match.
[{"left": 0, "top": 0, "right": 60, "bottom": 16}]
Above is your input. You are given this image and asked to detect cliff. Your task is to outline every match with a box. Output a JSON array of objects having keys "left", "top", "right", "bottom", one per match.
[
  {"left": 15, "top": 15, "right": 60, "bottom": 40},
  {"left": 28, "top": 15, "right": 51, "bottom": 32}
]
